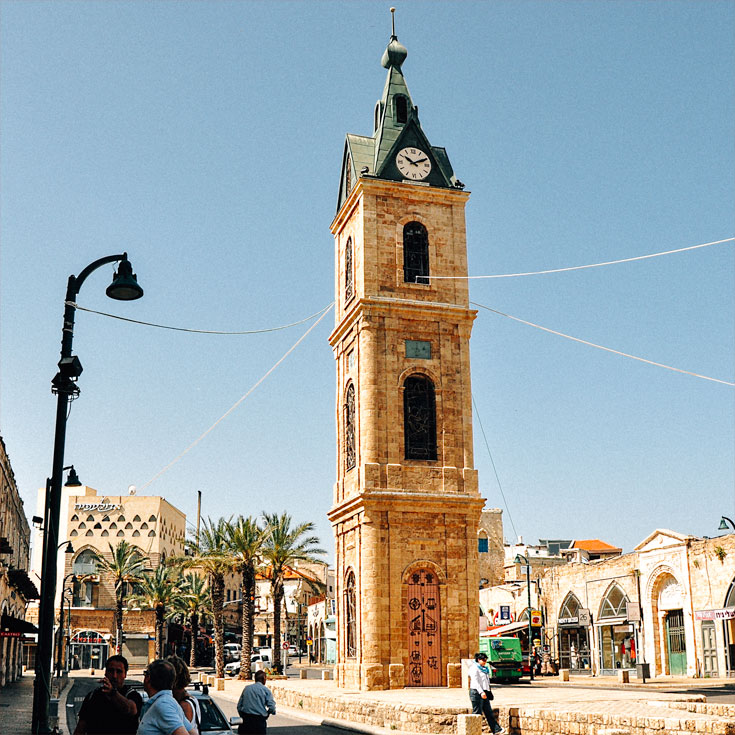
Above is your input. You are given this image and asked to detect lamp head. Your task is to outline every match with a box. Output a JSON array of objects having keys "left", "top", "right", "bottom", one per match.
[
  {"left": 106, "top": 255, "right": 144, "bottom": 301},
  {"left": 719, "top": 517, "right": 730, "bottom": 531},
  {"left": 514, "top": 554, "right": 524, "bottom": 564},
  {"left": 64, "top": 541, "right": 74, "bottom": 554},
  {"left": 64, "top": 466, "right": 82, "bottom": 487}
]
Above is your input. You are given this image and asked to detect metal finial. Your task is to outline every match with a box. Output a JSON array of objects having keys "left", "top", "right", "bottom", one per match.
[{"left": 390, "top": 7, "right": 396, "bottom": 38}]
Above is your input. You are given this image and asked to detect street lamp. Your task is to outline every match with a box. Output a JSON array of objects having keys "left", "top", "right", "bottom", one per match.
[
  {"left": 32, "top": 253, "right": 143, "bottom": 735},
  {"left": 514, "top": 553, "right": 534, "bottom": 682},
  {"left": 719, "top": 516, "right": 735, "bottom": 531}
]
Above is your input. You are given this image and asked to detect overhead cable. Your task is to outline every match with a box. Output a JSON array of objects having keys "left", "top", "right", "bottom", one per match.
[
  {"left": 137, "top": 302, "right": 335, "bottom": 491},
  {"left": 472, "top": 394, "right": 518, "bottom": 541},
  {"left": 472, "top": 301, "right": 734, "bottom": 387},
  {"left": 67, "top": 301, "right": 333, "bottom": 335},
  {"left": 430, "top": 236, "right": 733, "bottom": 280}
]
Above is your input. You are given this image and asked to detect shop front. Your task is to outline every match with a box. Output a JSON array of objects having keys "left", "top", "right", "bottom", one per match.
[
  {"left": 596, "top": 584, "right": 637, "bottom": 675},
  {"left": 557, "top": 593, "right": 591, "bottom": 673},
  {"left": 68, "top": 629, "right": 109, "bottom": 671}
]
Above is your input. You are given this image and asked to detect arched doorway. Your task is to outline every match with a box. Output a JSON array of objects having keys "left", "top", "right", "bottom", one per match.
[
  {"left": 406, "top": 568, "right": 441, "bottom": 686},
  {"left": 596, "top": 584, "right": 636, "bottom": 675},
  {"left": 649, "top": 571, "right": 688, "bottom": 676},
  {"left": 557, "top": 593, "right": 591, "bottom": 672},
  {"left": 68, "top": 629, "right": 109, "bottom": 671}
]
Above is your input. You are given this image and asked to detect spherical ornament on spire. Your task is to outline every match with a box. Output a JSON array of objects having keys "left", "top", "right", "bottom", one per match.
[{"left": 381, "top": 36, "right": 407, "bottom": 70}]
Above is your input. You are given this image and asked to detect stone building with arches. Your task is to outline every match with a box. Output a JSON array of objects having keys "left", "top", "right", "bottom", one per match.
[
  {"left": 28, "top": 484, "right": 185, "bottom": 668},
  {"left": 541, "top": 529, "right": 735, "bottom": 678}
]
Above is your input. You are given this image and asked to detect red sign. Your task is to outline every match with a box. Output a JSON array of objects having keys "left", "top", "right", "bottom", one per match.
[
  {"left": 0, "top": 631, "right": 21, "bottom": 638},
  {"left": 282, "top": 642, "right": 289, "bottom": 650}
]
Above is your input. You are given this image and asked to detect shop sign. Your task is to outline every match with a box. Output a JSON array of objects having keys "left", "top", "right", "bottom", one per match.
[
  {"left": 578, "top": 608, "right": 591, "bottom": 626},
  {"left": 0, "top": 631, "right": 21, "bottom": 638},
  {"left": 75, "top": 502, "right": 122, "bottom": 512},
  {"left": 499, "top": 605, "right": 511, "bottom": 622},
  {"left": 695, "top": 608, "right": 735, "bottom": 621},
  {"left": 559, "top": 616, "right": 579, "bottom": 626},
  {"left": 530, "top": 610, "right": 543, "bottom": 626}
]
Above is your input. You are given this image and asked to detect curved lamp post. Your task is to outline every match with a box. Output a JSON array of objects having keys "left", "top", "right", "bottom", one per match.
[
  {"left": 32, "top": 254, "right": 143, "bottom": 734},
  {"left": 514, "top": 553, "right": 534, "bottom": 681}
]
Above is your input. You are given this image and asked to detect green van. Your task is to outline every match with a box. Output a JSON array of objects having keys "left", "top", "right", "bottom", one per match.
[{"left": 479, "top": 636, "right": 524, "bottom": 682}]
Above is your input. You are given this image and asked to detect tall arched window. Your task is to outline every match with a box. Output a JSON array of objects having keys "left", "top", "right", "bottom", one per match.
[
  {"left": 345, "top": 571, "right": 357, "bottom": 658},
  {"left": 403, "top": 375, "right": 437, "bottom": 460},
  {"left": 559, "top": 593, "right": 581, "bottom": 620},
  {"left": 73, "top": 549, "right": 98, "bottom": 577},
  {"left": 344, "top": 383, "right": 356, "bottom": 471},
  {"left": 345, "top": 237, "right": 354, "bottom": 302},
  {"left": 403, "top": 221, "right": 429, "bottom": 284}
]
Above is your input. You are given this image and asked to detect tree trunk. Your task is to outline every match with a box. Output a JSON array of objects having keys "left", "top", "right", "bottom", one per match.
[
  {"left": 239, "top": 567, "right": 254, "bottom": 680},
  {"left": 272, "top": 580, "right": 283, "bottom": 673},
  {"left": 116, "top": 590, "right": 124, "bottom": 655},
  {"left": 211, "top": 573, "right": 225, "bottom": 679},
  {"left": 189, "top": 611, "right": 198, "bottom": 668}
]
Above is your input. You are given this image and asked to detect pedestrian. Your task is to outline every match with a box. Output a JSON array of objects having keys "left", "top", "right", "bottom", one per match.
[
  {"left": 137, "top": 659, "right": 189, "bottom": 735},
  {"left": 468, "top": 651, "right": 504, "bottom": 735},
  {"left": 166, "top": 655, "right": 200, "bottom": 735},
  {"left": 74, "top": 654, "right": 143, "bottom": 735},
  {"left": 236, "top": 670, "right": 276, "bottom": 734}
]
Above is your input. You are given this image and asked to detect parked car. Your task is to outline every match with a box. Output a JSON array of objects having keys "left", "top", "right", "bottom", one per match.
[
  {"left": 225, "top": 652, "right": 271, "bottom": 676},
  {"left": 188, "top": 683, "right": 239, "bottom": 733},
  {"left": 223, "top": 643, "right": 241, "bottom": 663},
  {"left": 287, "top": 645, "right": 299, "bottom": 656}
]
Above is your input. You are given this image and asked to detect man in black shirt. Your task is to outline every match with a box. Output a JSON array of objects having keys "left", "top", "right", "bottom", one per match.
[{"left": 74, "top": 654, "right": 143, "bottom": 735}]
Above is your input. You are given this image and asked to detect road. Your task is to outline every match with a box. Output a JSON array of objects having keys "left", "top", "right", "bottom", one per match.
[{"left": 66, "top": 676, "right": 354, "bottom": 734}]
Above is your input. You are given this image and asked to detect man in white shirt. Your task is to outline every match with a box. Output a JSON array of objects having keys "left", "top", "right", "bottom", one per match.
[
  {"left": 468, "top": 652, "right": 504, "bottom": 734},
  {"left": 236, "top": 670, "right": 276, "bottom": 734}
]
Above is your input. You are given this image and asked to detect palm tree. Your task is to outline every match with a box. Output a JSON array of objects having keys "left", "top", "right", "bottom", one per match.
[
  {"left": 91, "top": 541, "right": 148, "bottom": 654},
  {"left": 128, "top": 565, "right": 182, "bottom": 659},
  {"left": 226, "top": 516, "right": 269, "bottom": 680},
  {"left": 174, "top": 572, "right": 211, "bottom": 668},
  {"left": 261, "top": 512, "right": 326, "bottom": 673},
  {"left": 173, "top": 517, "right": 231, "bottom": 678}
]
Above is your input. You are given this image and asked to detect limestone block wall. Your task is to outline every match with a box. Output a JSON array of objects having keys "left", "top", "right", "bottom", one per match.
[{"left": 478, "top": 509, "right": 503, "bottom": 587}]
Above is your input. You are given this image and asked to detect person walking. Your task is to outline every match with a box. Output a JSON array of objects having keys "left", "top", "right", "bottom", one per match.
[
  {"left": 137, "top": 659, "right": 189, "bottom": 735},
  {"left": 236, "top": 670, "right": 276, "bottom": 734},
  {"left": 468, "top": 651, "right": 504, "bottom": 734},
  {"left": 74, "top": 655, "right": 143, "bottom": 735}
]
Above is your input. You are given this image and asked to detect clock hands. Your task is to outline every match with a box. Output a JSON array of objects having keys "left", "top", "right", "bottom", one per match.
[{"left": 401, "top": 154, "right": 429, "bottom": 167}]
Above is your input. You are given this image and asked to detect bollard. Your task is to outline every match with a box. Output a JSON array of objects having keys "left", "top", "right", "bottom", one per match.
[
  {"left": 558, "top": 668, "right": 570, "bottom": 681},
  {"left": 456, "top": 714, "right": 482, "bottom": 735},
  {"left": 617, "top": 669, "right": 630, "bottom": 684},
  {"left": 321, "top": 669, "right": 332, "bottom": 681},
  {"left": 300, "top": 669, "right": 308, "bottom": 679},
  {"left": 216, "top": 677, "right": 225, "bottom": 691}
]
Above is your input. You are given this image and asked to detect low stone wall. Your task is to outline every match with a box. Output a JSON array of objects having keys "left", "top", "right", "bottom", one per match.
[{"left": 270, "top": 683, "right": 735, "bottom": 735}]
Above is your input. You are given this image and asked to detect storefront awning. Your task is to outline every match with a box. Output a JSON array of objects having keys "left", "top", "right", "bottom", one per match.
[
  {"left": 1, "top": 612, "right": 38, "bottom": 635},
  {"left": 481, "top": 621, "right": 528, "bottom": 637}
]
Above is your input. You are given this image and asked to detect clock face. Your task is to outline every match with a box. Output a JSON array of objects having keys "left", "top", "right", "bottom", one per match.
[{"left": 396, "top": 147, "right": 432, "bottom": 180}]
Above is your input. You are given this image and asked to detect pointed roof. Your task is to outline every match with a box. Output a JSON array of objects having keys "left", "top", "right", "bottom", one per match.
[{"left": 336, "top": 12, "right": 461, "bottom": 212}]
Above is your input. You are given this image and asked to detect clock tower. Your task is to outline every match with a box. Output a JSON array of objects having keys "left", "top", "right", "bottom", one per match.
[{"left": 329, "top": 19, "right": 483, "bottom": 691}]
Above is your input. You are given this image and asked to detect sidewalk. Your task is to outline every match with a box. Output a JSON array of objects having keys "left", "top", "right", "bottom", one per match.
[
  {"left": 0, "top": 674, "right": 35, "bottom": 735},
  {"left": 208, "top": 673, "right": 735, "bottom": 735}
]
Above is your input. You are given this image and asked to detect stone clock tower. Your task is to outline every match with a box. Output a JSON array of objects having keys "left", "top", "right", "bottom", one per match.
[{"left": 328, "top": 22, "right": 484, "bottom": 691}]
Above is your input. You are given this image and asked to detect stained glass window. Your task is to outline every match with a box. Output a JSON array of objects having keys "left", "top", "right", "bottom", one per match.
[
  {"left": 404, "top": 375, "right": 437, "bottom": 460},
  {"left": 344, "top": 383, "right": 356, "bottom": 471},
  {"left": 345, "top": 571, "right": 357, "bottom": 658},
  {"left": 403, "top": 222, "right": 429, "bottom": 284}
]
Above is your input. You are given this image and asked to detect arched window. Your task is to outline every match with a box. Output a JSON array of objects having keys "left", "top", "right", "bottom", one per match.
[
  {"left": 73, "top": 549, "right": 98, "bottom": 577},
  {"left": 599, "top": 584, "right": 628, "bottom": 619},
  {"left": 133, "top": 515, "right": 141, "bottom": 522},
  {"left": 344, "top": 237, "right": 354, "bottom": 302},
  {"left": 344, "top": 383, "right": 356, "bottom": 471},
  {"left": 70, "top": 529, "right": 78, "bottom": 537},
  {"left": 110, "top": 522, "right": 117, "bottom": 529},
  {"left": 117, "top": 530, "right": 124, "bottom": 537},
  {"left": 70, "top": 514, "right": 79, "bottom": 521},
  {"left": 85, "top": 530, "right": 93, "bottom": 536},
  {"left": 117, "top": 515, "right": 125, "bottom": 522},
  {"left": 101, "top": 515, "right": 109, "bottom": 522},
  {"left": 86, "top": 515, "right": 94, "bottom": 522},
  {"left": 101, "top": 530, "right": 109, "bottom": 537},
  {"left": 345, "top": 157, "right": 351, "bottom": 194},
  {"left": 132, "top": 530, "right": 140, "bottom": 537},
  {"left": 148, "top": 530, "right": 156, "bottom": 537},
  {"left": 395, "top": 95, "right": 408, "bottom": 124},
  {"left": 559, "top": 593, "right": 581, "bottom": 620},
  {"left": 374, "top": 101, "right": 382, "bottom": 132},
  {"left": 345, "top": 571, "right": 357, "bottom": 658},
  {"left": 125, "top": 523, "right": 133, "bottom": 530},
  {"left": 403, "top": 375, "right": 437, "bottom": 460},
  {"left": 78, "top": 522, "right": 86, "bottom": 530},
  {"left": 94, "top": 523, "right": 102, "bottom": 529},
  {"left": 148, "top": 515, "right": 157, "bottom": 522},
  {"left": 403, "top": 221, "right": 429, "bottom": 284}
]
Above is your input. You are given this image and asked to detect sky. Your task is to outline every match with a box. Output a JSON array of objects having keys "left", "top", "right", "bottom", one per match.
[{"left": 1, "top": 0, "right": 733, "bottom": 561}]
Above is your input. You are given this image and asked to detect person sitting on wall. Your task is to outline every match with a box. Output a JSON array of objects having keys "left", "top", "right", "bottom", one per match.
[{"left": 74, "top": 654, "right": 143, "bottom": 735}]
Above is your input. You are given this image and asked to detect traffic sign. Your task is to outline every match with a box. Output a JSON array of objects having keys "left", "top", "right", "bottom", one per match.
[{"left": 282, "top": 642, "right": 289, "bottom": 650}]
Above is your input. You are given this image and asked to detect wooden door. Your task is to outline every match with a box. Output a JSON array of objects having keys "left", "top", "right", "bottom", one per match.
[{"left": 406, "top": 569, "right": 441, "bottom": 686}]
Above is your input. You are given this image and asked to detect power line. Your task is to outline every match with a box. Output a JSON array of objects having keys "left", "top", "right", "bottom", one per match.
[
  {"left": 68, "top": 301, "right": 333, "bottom": 335},
  {"left": 472, "top": 301, "right": 734, "bottom": 387},
  {"left": 429, "top": 236, "right": 733, "bottom": 281},
  {"left": 137, "top": 303, "right": 335, "bottom": 491},
  {"left": 472, "top": 394, "right": 518, "bottom": 542}
]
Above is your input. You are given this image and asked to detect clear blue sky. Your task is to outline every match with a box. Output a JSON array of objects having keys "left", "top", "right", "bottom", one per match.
[{"left": 1, "top": 1, "right": 733, "bottom": 559}]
